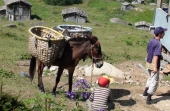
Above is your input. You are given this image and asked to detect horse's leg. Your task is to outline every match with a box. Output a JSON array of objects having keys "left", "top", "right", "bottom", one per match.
[
  {"left": 68, "top": 68, "right": 75, "bottom": 92},
  {"left": 37, "top": 60, "right": 45, "bottom": 93},
  {"left": 52, "top": 66, "right": 64, "bottom": 96}
]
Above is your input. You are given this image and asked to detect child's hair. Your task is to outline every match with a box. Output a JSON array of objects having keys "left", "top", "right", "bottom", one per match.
[{"left": 98, "top": 76, "right": 110, "bottom": 87}]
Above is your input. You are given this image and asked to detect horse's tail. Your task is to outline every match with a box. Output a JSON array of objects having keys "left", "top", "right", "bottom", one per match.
[{"left": 29, "top": 56, "right": 36, "bottom": 82}]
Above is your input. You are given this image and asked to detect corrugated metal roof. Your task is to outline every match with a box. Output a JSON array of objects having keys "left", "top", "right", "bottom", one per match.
[
  {"left": 61, "top": 7, "right": 88, "bottom": 17},
  {"left": 4, "top": 0, "right": 32, "bottom": 6}
]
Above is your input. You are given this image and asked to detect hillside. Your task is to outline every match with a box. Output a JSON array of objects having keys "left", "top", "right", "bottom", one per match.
[
  {"left": 0, "top": 0, "right": 155, "bottom": 73},
  {"left": 1, "top": 0, "right": 167, "bottom": 111}
]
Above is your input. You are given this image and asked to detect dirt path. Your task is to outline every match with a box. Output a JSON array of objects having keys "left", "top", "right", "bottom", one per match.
[
  {"left": 109, "top": 61, "right": 170, "bottom": 111},
  {"left": 76, "top": 61, "right": 170, "bottom": 111},
  {"left": 17, "top": 60, "right": 170, "bottom": 111}
]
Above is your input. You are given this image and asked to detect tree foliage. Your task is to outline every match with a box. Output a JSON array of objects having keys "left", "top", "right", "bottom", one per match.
[{"left": 43, "top": 0, "right": 83, "bottom": 6}]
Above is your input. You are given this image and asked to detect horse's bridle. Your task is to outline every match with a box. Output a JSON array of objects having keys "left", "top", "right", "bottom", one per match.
[{"left": 87, "top": 41, "right": 103, "bottom": 61}]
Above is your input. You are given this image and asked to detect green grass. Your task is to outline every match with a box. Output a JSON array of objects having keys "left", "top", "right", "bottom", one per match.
[
  {"left": 0, "top": 0, "right": 157, "bottom": 110},
  {"left": 0, "top": 0, "right": 154, "bottom": 72},
  {"left": 163, "top": 75, "right": 170, "bottom": 81}
]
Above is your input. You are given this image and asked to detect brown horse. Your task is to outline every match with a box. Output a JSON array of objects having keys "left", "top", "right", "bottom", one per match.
[{"left": 29, "top": 34, "right": 103, "bottom": 95}]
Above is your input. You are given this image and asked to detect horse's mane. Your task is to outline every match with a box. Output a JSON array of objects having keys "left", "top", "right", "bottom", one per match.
[
  {"left": 68, "top": 36, "right": 88, "bottom": 42},
  {"left": 68, "top": 36, "right": 88, "bottom": 45},
  {"left": 92, "top": 36, "right": 98, "bottom": 42},
  {"left": 69, "top": 35, "right": 98, "bottom": 42}
]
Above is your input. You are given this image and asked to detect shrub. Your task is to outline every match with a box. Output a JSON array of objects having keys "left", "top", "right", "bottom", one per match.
[
  {"left": 0, "top": 83, "right": 30, "bottom": 111},
  {"left": 0, "top": 93, "right": 30, "bottom": 111},
  {"left": 24, "top": 92, "right": 86, "bottom": 110},
  {"left": 123, "top": 48, "right": 131, "bottom": 60},
  {"left": 0, "top": 68, "right": 14, "bottom": 78},
  {"left": 18, "top": 53, "right": 31, "bottom": 60},
  {"left": 25, "top": 93, "right": 67, "bottom": 111}
]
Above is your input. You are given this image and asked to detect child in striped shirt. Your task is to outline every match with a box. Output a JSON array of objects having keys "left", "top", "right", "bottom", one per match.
[{"left": 86, "top": 76, "right": 114, "bottom": 111}]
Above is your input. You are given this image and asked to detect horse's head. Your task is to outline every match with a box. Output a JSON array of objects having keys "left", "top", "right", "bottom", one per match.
[{"left": 86, "top": 33, "right": 103, "bottom": 68}]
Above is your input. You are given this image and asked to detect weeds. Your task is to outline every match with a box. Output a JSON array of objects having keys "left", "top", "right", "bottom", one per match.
[
  {"left": 18, "top": 53, "right": 31, "bottom": 60},
  {"left": 123, "top": 48, "right": 131, "bottom": 60},
  {"left": 17, "top": 22, "right": 24, "bottom": 26},
  {"left": 0, "top": 69, "right": 86, "bottom": 110},
  {"left": 0, "top": 82, "right": 30, "bottom": 111},
  {"left": 24, "top": 92, "right": 86, "bottom": 111},
  {"left": 136, "top": 40, "right": 148, "bottom": 46},
  {"left": 0, "top": 68, "right": 15, "bottom": 78},
  {"left": 163, "top": 75, "right": 170, "bottom": 81},
  {"left": 125, "top": 39, "right": 133, "bottom": 46}
]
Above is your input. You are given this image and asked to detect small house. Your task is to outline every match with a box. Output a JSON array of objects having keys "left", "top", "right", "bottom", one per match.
[
  {"left": 121, "top": 2, "right": 134, "bottom": 11},
  {"left": 1, "top": 0, "right": 32, "bottom": 21},
  {"left": 0, "top": 6, "right": 6, "bottom": 17},
  {"left": 61, "top": 7, "right": 88, "bottom": 24}
]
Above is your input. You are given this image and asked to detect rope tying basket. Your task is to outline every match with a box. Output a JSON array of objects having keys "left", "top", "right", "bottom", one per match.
[{"left": 28, "top": 26, "right": 65, "bottom": 66}]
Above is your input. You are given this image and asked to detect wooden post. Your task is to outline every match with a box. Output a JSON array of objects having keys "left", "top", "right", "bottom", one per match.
[
  {"left": 168, "top": 0, "right": 170, "bottom": 15},
  {"left": 137, "top": 63, "right": 149, "bottom": 75},
  {"left": 157, "top": 0, "right": 162, "bottom": 8}
]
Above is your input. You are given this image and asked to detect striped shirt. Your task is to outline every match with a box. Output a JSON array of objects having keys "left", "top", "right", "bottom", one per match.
[{"left": 89, "top": 87, "right": 113, "bottom": 110}]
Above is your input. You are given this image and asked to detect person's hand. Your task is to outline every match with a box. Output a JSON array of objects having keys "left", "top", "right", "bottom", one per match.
[{"left": 153, "top": 67, "right": 158, "bottom": 74}]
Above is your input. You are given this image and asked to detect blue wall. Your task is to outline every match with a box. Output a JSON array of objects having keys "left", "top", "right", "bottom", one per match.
[{"left": 153, "top": 8, "right": 170, "bottom": 51}]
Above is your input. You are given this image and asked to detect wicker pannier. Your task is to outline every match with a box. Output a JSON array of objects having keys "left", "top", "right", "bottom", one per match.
[
  {"left": 52, "top": 24, "right": 92, "bottom": 37},
  {"left": 28, "top": 26, "right": 65, "bottom": 66}
]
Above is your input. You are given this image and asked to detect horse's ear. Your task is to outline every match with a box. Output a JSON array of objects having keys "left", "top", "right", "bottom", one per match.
[
  {"left": 87, "top": 32, "right": 93, "bottom": 38},
  {"left": 86, "top": 32, "right": 92, "bottom": 39},
  {"left": 86, "top": 32, "right": 96, "bottom": 44}
]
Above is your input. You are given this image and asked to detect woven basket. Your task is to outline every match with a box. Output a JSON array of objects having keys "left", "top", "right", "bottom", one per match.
[
  {"left": 28, "top": 26, "right": 65, "bottom": 66},
  {"left": 52, "top": 24, "right": 92, "bottom": 37}
]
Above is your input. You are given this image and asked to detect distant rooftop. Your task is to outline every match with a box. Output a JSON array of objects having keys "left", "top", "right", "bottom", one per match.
[
  {"left": 61, "top": 7, "right": 88, "bottom": 17},
  {"left": 3, "top": 0, "right": 32, "bottom": 6}
]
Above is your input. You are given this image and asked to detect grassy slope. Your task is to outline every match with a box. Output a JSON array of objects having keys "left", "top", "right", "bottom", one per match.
[
  {"left": 0, "top": 0, "right": 155, "bottom": 70},
  {"left": 0, "top": 0, "right": 157, "bottom": 110}
]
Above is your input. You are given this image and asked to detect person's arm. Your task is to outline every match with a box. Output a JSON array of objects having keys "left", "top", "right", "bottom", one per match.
[
  {"left": 108, "top": 89, "right": 113, "bottom": 102},
  {"left": 153, "top": 55, "right": 158, "bottom": 73},
  {"left": 89, "top": 92, "right": 94, "bottom": 102}
]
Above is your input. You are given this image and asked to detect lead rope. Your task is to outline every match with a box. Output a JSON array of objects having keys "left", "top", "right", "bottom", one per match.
[{"left": 90, "top": 45, "right": 94, "bottom": 87}]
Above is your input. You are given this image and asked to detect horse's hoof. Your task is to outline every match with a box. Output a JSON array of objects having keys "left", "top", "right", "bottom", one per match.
[
  {"left": 41, "top": 90, "right": 45, "bottom": 93},
  {"left": 39, "top": 88, "right": 45, "bottom": 93},
  {"left": 52, "top": 92, "right": 56, "bottom": 97},
  {"left": 38, "top": 86, "right": 45, "bottom": 93}
]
